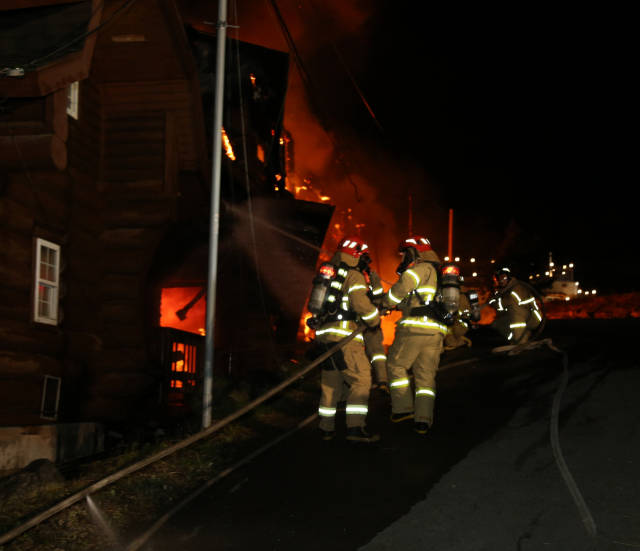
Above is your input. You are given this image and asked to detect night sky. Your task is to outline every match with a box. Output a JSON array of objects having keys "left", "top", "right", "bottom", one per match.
[{"left": 181, "top": 1, "right": 634, "bottom": 293}]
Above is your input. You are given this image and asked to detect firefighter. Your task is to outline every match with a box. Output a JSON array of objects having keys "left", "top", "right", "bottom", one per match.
[
  {"left": 443, "top": 291, "right": 472, "bottom": 350},
  {"left": 489, "top": 267, "right": 544, "bottom": 345},
  {"left": 363, "top": 266, "right": 389, "bottom": 394},
  {"left": 312, "top": 236, "right": 382, "bottom": 443},
  {"left": 380, "top": 236, "right": 448, "bottom": 435}
]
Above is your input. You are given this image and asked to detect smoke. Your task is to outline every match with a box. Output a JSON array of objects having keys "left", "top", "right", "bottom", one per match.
[{"left": 178, "top": 0, "right": 448, "bottom": 282}]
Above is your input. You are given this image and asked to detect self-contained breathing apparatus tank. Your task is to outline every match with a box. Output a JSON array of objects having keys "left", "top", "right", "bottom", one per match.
[
  {"left": 440, "top": 263, "right": 462, "bottom": 320},
  {"left": 306, "top": 262, "right": 349, "bottom": 329},
  {"left": 466, "top": 290, "right": 482, "bottom": 322}
]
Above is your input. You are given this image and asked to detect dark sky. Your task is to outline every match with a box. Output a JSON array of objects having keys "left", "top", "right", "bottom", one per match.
[
  {"left": 302, "top": 4, "right": 635, "bottom": 292},
  {"left": 182, "top": 1, "right": 634, "bottom": 292}
]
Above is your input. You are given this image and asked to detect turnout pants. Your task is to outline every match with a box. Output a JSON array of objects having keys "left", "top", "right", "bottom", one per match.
[
  {"left": 387, "top": 332, "right": 443, "bottom": 426},
  {"left": 364, "top": 326, "right": 388, "bottom": 385},
  {"left": 318, "top": 340, "right": 373, "bottom": 431}
]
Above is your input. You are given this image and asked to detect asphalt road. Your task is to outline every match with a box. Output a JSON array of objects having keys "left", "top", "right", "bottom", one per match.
[{"left": 137, "top": 319, "right": 640, "bottom": 551}]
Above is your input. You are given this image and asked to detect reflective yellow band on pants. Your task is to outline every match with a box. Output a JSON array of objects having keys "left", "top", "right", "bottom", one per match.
[
  {"left": 416, "top": 388, "right": 436, "bottom": 398},
  {"left": 399, "top": 317, "right": 448, "bottom": 335},
  {"left": 390, "top": 378, "right": 410, "bottom": 388},
  {"left": 318, "top": 407, "right": 337, "bottom": 417},
  {"left": 345, "top": 404, "right": 368, "bottom": 415}
]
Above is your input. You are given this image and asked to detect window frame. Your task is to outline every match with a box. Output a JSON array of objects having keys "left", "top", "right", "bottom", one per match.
[
  {"left": 33, "top": 238, "right": 61, "bottom": 326},
  {"left": 66, "top": 81, "right": 79, "bottom": 120},
  {"left": 40, "top": 374, "right": 62, "bottom": 421}
]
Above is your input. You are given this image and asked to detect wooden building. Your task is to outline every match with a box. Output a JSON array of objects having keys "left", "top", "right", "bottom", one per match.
[{"left": 0, "top": 0, "right": 332, "bottom": 438}]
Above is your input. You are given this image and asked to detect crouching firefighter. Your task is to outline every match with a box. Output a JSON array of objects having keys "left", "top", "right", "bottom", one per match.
[
  {"left": 443, "top": 282, "right": 482, "bottom": 351},
  {"left": 489, "top": 267, "right": 545, "bottom": 345},
  {"left": 306, "top": 236, "right": 382, "bottom": 443},
  {"left": 380, "top": 236, "right": 451, "bottom": 435}
]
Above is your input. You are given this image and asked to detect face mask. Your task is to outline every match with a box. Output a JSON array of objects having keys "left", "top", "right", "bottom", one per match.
[{"left": 396, "top": 249, "right": 415, "bottom": 274}]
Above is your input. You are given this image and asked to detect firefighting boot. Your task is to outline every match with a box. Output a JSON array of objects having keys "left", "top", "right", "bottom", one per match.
[
  {"left": 390, "top": 411, "right": 414, "bottom": 423},
  {"left": 414, "top": 422, "right": 430, "bottom": 435},
  {"left": 346, "top": 426, "right": 380, "bottom": 443},
  {"left": 319, "top": 429, "right": 335, "bottom": 441}
]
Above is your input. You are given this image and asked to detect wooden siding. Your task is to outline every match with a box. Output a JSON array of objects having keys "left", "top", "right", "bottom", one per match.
[
  {"left": 102, "top": 81, "right": 199, "bottom": 171},
  {"left": 67, "top": 79, "right": 103, "bottom": 180}
]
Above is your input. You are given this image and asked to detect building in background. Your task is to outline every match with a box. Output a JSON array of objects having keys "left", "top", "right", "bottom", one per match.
[{"left": 0, "top": 0, "right": 332, "bottom": 467}]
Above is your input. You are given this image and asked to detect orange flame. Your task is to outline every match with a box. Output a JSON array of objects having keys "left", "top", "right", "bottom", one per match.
[{"left": 222, "top": 127, "right": 236, "bottom": 161}]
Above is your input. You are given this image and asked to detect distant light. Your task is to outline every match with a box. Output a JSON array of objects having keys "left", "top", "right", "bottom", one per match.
[
  {"left": 490, "top": 259, "right": 495, "bottom": 264},
  {"left": 562, "top": 271, "right": 566, "bottom": 275},
  {"left": 549, "top": 262, "right": 555, "bottom": 267},
  {"left": 569, "top": 263, "right": 574, "bottom": 268},
  {"left": 563, "top": 265, "right": 567, "bottom": 269},
  {"left": 576, "top": 281, "right": 579, "bottom": 286},
  {"left": 536, "top": 273, "right": 540, "bottom": 277},
  {"left": 529, "top": 275, "right": 533, "bottom": 279},
  {"left": 577, "top": 289, "right": 582, "bottom": 294},
  {"left": 565, "top": 296, "right": 570, "bottom": 301},
  {"left": 320, "top": 196, "right": 330, "bottom": 201},
  {"left": 592, "top": 289, "right": 597, "bottom": 295},
  {"left": 470, "top": 258, "right": 476, "bottom": 263},
  {"left": 585, "top": 291, "right": 590, "bottom": 295},
  {"left": 472, "top": 272, "right": 477, "bottom": 277},
  {"left": 454, "top": 257, "right": 460, "bottom": 262},
  {"left": 444, "top": 256, "right": 450, "bottom": 261},
  {"left": 545, "top": 271, "right": 549, "bottom": 276}
]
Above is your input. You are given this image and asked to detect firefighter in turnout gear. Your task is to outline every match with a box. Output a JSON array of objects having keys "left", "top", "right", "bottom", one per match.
[
  {"left": 489, "top": 267, "right": 544, "bottom": 345},
  {"left": 443, "top": 286, "right": 481, "bottom": 350},
  {"left": 363, "top": 267, "right": 389, "bottom": 394},
  {"left": 311, "top": 236, "right": 382, "bottom": 443},
  {"left": 380, "top": 236, "right": 448, "bottom": 435},
  {"left": 443, "top": 290, "right": 473, "bottom": 351}
]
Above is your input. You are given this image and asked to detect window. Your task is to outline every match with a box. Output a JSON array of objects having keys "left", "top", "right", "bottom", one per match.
[
  {"left": 41, "top": 375, "right": 61, "bottom": 420},
  {"left": 66, "top": 81, "right": 79, "bottom": 120},
  {"left": 33, "top": 238, "right": 60, "bottom": 325}
]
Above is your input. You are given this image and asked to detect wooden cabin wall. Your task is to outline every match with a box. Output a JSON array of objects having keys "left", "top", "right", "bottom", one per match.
[
  {"left": 67, "top": 79, "right": 103, "bottom": 180},
  {"left": 0, "top": 169, "right": 68, "bottom": 425},
  {"left": 70, "top": 79, "right": 193, "bottom": 423}
]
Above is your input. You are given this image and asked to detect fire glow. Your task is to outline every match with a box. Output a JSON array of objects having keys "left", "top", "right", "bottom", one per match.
[{"left": 160, "top": 287, "right": 206, "bottom": 335}]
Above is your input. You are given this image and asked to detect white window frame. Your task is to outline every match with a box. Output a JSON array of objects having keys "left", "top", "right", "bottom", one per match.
[
  {"left": 33, "top": 238, "right": 61, "bottom": 325},
  {"left": 66, "top": 81, "right": 79, "bottom": 120},
  {"left": 40, "top": 375, "right": 62, "bottom": 420}
]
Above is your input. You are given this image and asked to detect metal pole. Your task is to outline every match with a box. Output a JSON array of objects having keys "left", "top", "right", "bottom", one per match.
[
  {"left": 448, "top": 208, "right": 453, "bottom": 260},
  {"left": 203, "top": 0, "right": 228, "bottom": 429}
]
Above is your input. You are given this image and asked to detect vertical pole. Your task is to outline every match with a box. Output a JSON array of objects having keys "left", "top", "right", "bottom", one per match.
[
  {"left": 448, "top": 208, "right": 453, "bottom": 260},
  {"left": 203, "top": 0, "right": 228, "bottom": 429}
]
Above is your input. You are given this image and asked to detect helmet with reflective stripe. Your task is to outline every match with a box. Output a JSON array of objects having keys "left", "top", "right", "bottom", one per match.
[
  {"left": 398, "top": 236, "right": 432, "bottom": 253},
  {"left": 337, "top": 236, "right": 369, "bottom": 258},
  {"left": 493, "top": 266, "right": 512, "bottom": 288}
]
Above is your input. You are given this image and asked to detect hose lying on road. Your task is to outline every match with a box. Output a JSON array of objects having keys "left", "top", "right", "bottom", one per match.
[
  {"left": 492, "top": 338, "right": 598, "bottom": 540},
  {"left": 0, "top": 326, "right": 366, "bottom": 547}
]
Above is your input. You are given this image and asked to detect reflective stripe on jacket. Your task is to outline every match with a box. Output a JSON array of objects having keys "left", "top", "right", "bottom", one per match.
[{"left": 381, "top": 261, "right": 448, "bottom": 336}]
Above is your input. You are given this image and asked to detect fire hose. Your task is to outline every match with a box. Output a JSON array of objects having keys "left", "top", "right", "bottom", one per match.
[{"left": 0, "top": 326, "right": 366, "bottom": 548}]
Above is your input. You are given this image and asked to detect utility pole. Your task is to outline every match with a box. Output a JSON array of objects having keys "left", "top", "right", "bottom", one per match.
[
  {"left": 448, "top": 208, "right": 453, "bottom": 260},
  {"left": 202, "top": 0, "right": 227, "bottom": 429}
]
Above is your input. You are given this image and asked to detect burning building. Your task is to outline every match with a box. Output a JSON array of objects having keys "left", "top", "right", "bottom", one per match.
[{"left": 0, "top": 0, "right": 332, "bottom": 465}]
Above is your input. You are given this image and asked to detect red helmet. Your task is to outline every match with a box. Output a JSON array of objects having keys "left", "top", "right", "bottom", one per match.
[
  {"left": 337, "top": 236, "right": 369, "bottom": 258},
  {"left": 398, "top": 235, "right": 432, "bottom": 253}
]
